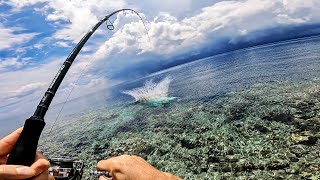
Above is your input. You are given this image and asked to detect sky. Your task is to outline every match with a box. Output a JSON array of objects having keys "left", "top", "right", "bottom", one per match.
[{"left": 1, "top": 0, "right": 320, "bottom": 122}]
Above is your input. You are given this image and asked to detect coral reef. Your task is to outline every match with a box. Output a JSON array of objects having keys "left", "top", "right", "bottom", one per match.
[{"left": 39, "top": 78, "right": 320, "bottom": 179}]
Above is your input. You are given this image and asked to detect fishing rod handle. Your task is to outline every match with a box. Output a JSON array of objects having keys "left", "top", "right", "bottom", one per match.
[{"left": 7, "top": 117, "right": 45, "bottom": 166}]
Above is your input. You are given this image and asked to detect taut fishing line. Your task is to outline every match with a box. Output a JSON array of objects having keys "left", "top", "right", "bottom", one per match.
[
  {"left": 47, "top": 9, "right": 151, "bottom": 136},
  {"left": 47, "top": 60, "right": 90, "bottom": 135}
]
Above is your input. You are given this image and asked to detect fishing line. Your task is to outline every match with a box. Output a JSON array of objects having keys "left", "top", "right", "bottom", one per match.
[
  {"left": 46, "top": 9, "right": 151, "bottom": 136},
  {"left": 47, "top": 60, "right": 91, "bottom": 135},
  {"left": 130, "top": 10, "right": 151, "bottom": 42}
]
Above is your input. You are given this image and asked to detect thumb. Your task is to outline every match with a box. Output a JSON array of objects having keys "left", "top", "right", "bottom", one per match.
[{"left": 0, "top": 165, "right": 36, "bottom": 180}]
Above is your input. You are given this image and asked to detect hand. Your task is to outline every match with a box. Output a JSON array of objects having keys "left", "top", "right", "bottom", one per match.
[
  {"left": 0, "top": 128, "right": 54, "bottom": 180},
  {"left": 97, "top": 155, "right": 181, "bottom": 180}
]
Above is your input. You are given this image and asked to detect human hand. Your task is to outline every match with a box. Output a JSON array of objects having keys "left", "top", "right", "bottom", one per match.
[
  {"left": 97, "top": 155, "right": 182, "bottom": 180},
  {"left": 0, "top": 128, "right": 54, "bottom": 180}
]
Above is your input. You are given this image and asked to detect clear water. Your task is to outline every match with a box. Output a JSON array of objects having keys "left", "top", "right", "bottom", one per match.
[
  {"left": 46, "top": 35, "right": 320, "bottom": 113},
  {"left": 5, "top": 36, "right": 320, "bottom": 179}
]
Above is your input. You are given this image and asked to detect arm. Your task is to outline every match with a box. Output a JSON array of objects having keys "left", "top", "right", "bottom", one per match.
[{"left": 97, "top": 155, "right": 182, "bottom": 180}]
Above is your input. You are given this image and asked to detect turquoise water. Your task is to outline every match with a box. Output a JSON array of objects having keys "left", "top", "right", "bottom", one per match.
[{"left": 9, "top": 36, "right": 320, "bottom": 179}]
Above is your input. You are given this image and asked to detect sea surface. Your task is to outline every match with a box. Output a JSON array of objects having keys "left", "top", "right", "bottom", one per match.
[
  {"left": 4, "top": 36, "right": 320, "bottom": 179},
  {"left": 45, "top": 35, "right": 320, "bottom": 116}
]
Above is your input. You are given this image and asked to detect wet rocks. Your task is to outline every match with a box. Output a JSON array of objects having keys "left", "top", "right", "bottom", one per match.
[
  {"left": 107, "top": 148, "right": 125, "bottom": 157},
  {"left": 180, "top": 138, "right": 203, "bottom": 149},
  {"left": 228, "top": 160, "right": 261, "bottom": 172},
  {"left": 107, "top": 139, "right": 155, "bottom": 159},
  {"left": 294, "top": 118, "right": 320, "bottom": 132},
  {"left": 225, "top": 154, "right": 240, "bottom": 163},
  {"left": 225, "top": 104, "right": 247, "bottom": 123},
  {"left": 136, "top": 144, "right": 155, "bottom": 158},
  {"left": 207, "top": 155, "right": 220, "bottom": 163},
  {"left": 266, "top": 160, "right": 290, "bottom": 170},
  {"left": 200, "top": 164, "right": 209, "bottom": 173},
  {"left": 289, "top": 144, "right": 309, "bottom": 157},
  {"left": 295, "top": 101, "right": 317, "bottom": 120},
  {"left": 115, "top": 114, "right": 148, "bottom": 133},
  {"left": 290, "top": 131, "right": 318, "bottom": 146},
  {"left": 242, "top": 161, "right": 257, "bottom": 171},
  {"left": 262, "top": 110, "right": 294, "bottom": 123},
  {"left": 252, "top": 123, "right": 271, "bottom": 133}
]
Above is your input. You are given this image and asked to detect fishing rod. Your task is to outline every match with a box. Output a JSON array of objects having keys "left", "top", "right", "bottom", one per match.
[{"left": 7, "top": 8, "right": 147, "bottom": 170}]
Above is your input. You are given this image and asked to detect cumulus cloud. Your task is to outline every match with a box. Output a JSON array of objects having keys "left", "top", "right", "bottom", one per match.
[
  {"left": 1, "top": 0, "right": 320, "bottom": 120},
  {"left": 7, "top": 0, "right": 316, "bottom": 81},
  {"left": 86, "top": 0, "right": 320, "bottom": 68},
  {"left": 33, "top": 43, "right": 45, "bottom": 49},
  {"left": 55, "top": 41, "right": 70, "bottom": 47},
  {"left": 1, "top": 0, "right": 46, "bottom": 10},
  {"left": 0, "top": 57, "right": 25, "bottom": 69},
  {"left": 6, "top": 0, "right": 320, "bottom": 62},
  {"left": 276, "top": 14, "right": 310, "bottom": 24},
  {"left": 0, "top": 23, "right": 38, "bottom": 50},
  {"left": 39, "top": 0, "right": 127, "bottom": 42}
]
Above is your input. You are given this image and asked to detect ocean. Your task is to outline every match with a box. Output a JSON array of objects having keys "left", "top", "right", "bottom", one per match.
[{"left": 3, "top": 36, "right": 320, "bottom": 179}]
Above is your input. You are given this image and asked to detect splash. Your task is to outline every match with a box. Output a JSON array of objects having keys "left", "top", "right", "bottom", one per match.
[{"left": 123, "top": 77, "right": 177, "bottom": 106}]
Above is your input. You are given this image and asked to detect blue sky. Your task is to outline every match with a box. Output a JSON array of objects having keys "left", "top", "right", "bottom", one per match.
[{"left": 1, "top": 0, "right": 320, "bottom": 121}]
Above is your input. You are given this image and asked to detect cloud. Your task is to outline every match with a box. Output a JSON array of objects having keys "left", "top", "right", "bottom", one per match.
[
  {"left": 282, "top": 0, "right": 317, "bottom": 13},
  {"left": 0, "top": 57, "right": 34, "bottom": 71},
  {"left": 0, "top": 53, "right": 119, "bottom": 121},
  {"left": 33, "top": 43, "right": 45, "bottom": 49},
  {"left": 39, "top": 0, "right": 127, "bottom": 43},
  {"left": 55, "top": 41, "right": 70, "bottom": 47},
  {"left": 86, "top": 0, "right": 320, "bottom": 66},
  {"left": 6, "top": 82, "right": 47, "bottom": 98},
  {"left": 0, "top": 59, "right": 59, "bottom": 107},
  {"left": 276, "top": 14, "right": 310, "bottom": 24},
  {"left": 1, "top": 0, "right": 320, "bottom": 120},
  {"left": 5, "top": 0, "right": 319, "bottom": 64},
  {"left": 1, "top": 0, "right": 46, "bottom": 10},
  {"left": 0, "top": 61, "right": 55, "bottom": 120},
  {"left": 0, "top": 57, "right": 25, "bottom": 69},
  {"left": 0, "top": 23, "right": 38, "bottom": 50}
]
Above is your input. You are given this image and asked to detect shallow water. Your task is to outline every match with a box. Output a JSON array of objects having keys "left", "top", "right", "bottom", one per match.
[{"left": 15, "top": 36, "right": 320, "bottom": 179}]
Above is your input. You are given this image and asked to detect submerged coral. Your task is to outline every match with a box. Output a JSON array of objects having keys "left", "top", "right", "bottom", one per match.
[{"left": 39, "top": 78, "right": 320, "bottom": 179}]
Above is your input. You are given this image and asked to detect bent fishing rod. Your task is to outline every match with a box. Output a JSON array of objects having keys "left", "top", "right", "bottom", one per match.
[{"left": 7, "top": 8, "right": 146, "bottom": 167}]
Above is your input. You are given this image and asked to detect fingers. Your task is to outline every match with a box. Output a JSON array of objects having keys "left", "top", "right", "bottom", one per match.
[
  {"left": 0, "top": 156, "right": 7, "bottom": 164},
  {"left": 97, "top": 159, "right": 114, "bottom": 172},
  {"left": 31, "top": 169, "right": 54, "bottom": 180},
  {"left": 30, "top": 152, "right": 52, "bottom": 180},
  {"left": 0, "top": 152, "right": 52, "bottom": 179},
  {"left": 0, "top": 128, "right": 23, "bottom": 156},
  {"left": 0, "top": 165, "right": 37, "bottom": 180},
  {"left": 97, "top": 155, "right": 131, "bottom": 172},
  {"left": 97, "top": 160, "right": 112, "bottom": 180},
  {"left": 99, "top": 175, "right": 112, "bottom": 180},
  {"left": 30, "top": 152, "right": 50, "bottom": 177}
]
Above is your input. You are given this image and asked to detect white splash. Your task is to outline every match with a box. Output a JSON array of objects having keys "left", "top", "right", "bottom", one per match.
[{"left": 123, "top": 77, "right": 174, "bottom": 103}]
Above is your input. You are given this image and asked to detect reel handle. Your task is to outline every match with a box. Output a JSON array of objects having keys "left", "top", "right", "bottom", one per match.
[{"left": 7, "top": 117, "right": 45, "bottom": 166}]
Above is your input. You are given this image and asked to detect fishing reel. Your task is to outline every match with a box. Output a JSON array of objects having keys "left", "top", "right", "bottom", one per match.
[
  {"left": 48, "top": 157, "right": 84, "bottom": 180},
  {"left": 48, "top": 157, "right": 112, "bottom": 180}
]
